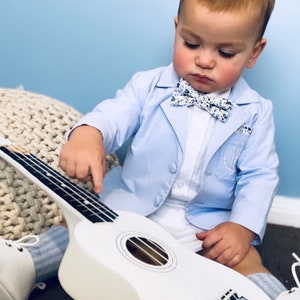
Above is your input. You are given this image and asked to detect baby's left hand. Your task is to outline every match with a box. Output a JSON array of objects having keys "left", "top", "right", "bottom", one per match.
[{"left": 196, "top": 222, "right": 255, "bottom": 268}]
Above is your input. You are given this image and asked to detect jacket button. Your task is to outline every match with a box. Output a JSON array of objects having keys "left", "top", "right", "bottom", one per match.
[
  {"left": 154, "top": 197, "right": 162, "bottom": 207},
  {"left": 169, "top": 164, "right": 177, "bottom": 174}
]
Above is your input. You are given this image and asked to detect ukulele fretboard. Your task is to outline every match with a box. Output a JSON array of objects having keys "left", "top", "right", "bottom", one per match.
[{"left": 0, "top": 145, "right": 118, "bottom": 223}]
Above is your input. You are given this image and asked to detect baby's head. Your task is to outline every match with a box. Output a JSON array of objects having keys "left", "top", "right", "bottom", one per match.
[
  {"left": 173, "top": 0, "right": 275, "bottom": 93},
  {"left": 178, "top": 0, "right": 275, "bottom": 41}
]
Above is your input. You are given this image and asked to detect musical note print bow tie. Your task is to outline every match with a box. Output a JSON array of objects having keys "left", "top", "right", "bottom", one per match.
[{"left": 170, "top": 78, "right": 234, "bottom": 122}]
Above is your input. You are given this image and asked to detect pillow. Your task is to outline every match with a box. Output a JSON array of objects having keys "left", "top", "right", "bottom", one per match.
[{"left": 0, "top": 88, "right": 118, "bottom": 240}]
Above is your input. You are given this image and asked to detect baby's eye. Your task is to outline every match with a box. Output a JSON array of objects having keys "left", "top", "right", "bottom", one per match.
[
  {"left": 184, "top": 41, "right": 199, "bottom": 49},
  {"left": 219, "top": 50, "right": 235, "bottom": 59}
]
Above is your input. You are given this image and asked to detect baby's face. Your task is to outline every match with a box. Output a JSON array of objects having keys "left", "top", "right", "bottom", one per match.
[{"left": 173, "top": 0, "right": 265, "bottom": 93}]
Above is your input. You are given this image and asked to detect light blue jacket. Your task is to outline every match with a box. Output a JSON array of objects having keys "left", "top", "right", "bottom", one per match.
[{"left": 76, "top": 64, "right": 278, "bottom": 243}]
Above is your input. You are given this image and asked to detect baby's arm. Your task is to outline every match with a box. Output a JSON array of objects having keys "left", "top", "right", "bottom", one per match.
[
  {"left": 196, "top": 222, "right": 255, "bottom": 268},
  {"left": 59, "top": 125, "right": 107, "bottom": 194}
]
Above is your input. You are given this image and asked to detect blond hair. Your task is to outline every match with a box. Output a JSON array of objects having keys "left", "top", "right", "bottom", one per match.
[{"left": 178, "top": 0, "right": 275, "bottom": 39}]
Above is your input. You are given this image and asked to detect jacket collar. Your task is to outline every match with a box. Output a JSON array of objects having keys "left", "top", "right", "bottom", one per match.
[
  {"left": 157, "top": 63, "right": 261, "bottom": 105},
  {"left": 160, "top": 64, "right": 260, "bottom": 162},
  {"left": 156, "top": 63, "right": 179, "bottom": 88}
]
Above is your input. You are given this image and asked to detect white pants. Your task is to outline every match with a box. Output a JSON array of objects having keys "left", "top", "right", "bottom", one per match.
[{"left": 148, "top": 198, "right": 203, "bottom": 252}]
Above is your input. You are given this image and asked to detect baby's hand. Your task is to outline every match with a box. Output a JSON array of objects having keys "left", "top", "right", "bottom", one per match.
[
  {"left": 196, "top": 222, "right": 255, "bottom": 268},
  {"left": 59, "top": 125, "right": 107, "bottom": 194}
]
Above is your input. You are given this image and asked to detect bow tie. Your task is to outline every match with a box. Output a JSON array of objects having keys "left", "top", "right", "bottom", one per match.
[{"left": 170, "top": 78, "right": 234, "bottom": 122}]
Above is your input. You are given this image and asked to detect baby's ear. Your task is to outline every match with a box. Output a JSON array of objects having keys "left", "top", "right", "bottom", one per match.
[
  {"left": 247, "top": 38, "right": 267, "bottom": 69},
  {"left": 174, "top": 16, "right": 178, "bottom": 28}
]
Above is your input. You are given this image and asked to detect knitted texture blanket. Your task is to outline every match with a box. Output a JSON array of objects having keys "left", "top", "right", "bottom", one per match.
[{"left": 0, "top": 88, "right": 119, "bottom": 240}]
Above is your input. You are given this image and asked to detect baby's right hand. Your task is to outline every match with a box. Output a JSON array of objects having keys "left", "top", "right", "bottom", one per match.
[{"left": 59, "top": 125, "right": 107, "bottom": 194}]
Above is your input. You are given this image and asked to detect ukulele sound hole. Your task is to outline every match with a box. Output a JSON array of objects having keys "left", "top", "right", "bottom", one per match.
[{"left": 126, "top": 236, "right": 169, "bottom": 266}]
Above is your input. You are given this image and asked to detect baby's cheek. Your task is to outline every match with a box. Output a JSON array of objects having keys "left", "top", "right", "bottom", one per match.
[
  {"left": 173, "top": 49, "right": 190, "bottom": 75},
  {"left": 215, "top": 65, "right": 244, "bottom": 91}
]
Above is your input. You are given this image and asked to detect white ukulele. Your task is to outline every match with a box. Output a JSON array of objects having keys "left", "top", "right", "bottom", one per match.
[{"left": 0, "top": 141, "right": 271, "bottom": 300}]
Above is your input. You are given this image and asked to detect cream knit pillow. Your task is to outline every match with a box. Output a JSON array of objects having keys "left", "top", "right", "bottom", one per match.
[{"left": 0, "top": 88, "right": 118, "bottom": 240}]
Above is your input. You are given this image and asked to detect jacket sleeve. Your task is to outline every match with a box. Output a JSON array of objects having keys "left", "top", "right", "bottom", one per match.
[
  {"left": 230, "top": 99, "right": 279, "bottom": 244},
  {"left": 72, "top": 68, "right": 162, "bottom": 154}
]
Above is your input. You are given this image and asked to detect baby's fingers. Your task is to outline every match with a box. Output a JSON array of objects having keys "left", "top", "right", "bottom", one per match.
[{"left": 89, "top": 158, "right": 107, "bottom": 194}]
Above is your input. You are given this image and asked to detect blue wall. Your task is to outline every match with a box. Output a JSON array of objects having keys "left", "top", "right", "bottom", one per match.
[
  {"left": 0, "top": 1, "right": 299, "bottom": 197},
  {"left": 0, "top": 0, "right": 177, "bottom": 112},
  {"left": 243, "top": 1, "right": 300, "bottom": 198}
]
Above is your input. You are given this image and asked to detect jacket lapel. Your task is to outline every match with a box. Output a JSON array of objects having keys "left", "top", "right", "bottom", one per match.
[
  {"left": 202, "top": 77, "right": 260, "bottom": 170},
  {"left": 157, "top": 64, "right": 188, "bottom": 152},
  {"left": 157, "top": 66, "right": 259, "bottom": 166},
  {"left": 160, "top": 99, "right": 188, "bottom": 152},
  {"left": 202, "top": 106, "right": 248, "bottom": 170}
]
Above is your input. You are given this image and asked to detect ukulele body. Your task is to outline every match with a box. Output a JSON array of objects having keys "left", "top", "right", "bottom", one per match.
[
  {"left": 0, "top": 144, "right": 270, "bottom": 300},
  {"left": 59, "top": 211, "right": 270, "bottom": 300}
]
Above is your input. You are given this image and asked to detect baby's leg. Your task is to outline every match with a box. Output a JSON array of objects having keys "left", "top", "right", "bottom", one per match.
[
  {"left": 0, "top": 226, "right": 68, "bottom": 300},
  {"left": 232, "top": 246, "right": 287, "bottom": 299},
  {"left": 232, "top": 246, "right": 269, "bottom": 275}
]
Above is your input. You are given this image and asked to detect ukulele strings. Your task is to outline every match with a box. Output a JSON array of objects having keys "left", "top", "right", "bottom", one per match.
[
  {"left": 2, "top": 145, "right": 231, "bottom": 299},
  {"left": 4, "top": 145, "right": 171, "bottom": 266}
]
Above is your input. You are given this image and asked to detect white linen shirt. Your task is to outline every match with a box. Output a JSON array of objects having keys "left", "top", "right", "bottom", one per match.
[{"left": 171, "top": 89, "right": 230, "bottom": 201}]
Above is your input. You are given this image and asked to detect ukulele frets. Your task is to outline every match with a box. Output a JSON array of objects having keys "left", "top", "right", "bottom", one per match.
[{"left": 0, "top": 146, "right": 118, "bottom": 223}]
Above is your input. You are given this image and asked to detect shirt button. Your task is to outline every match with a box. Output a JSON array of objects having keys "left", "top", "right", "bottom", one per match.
[
  {"left": 169, "top": 164, "right": 177, "bottom": 174},
  {"left": 176, "top": 180, "right": 184, "bottom": 188}
]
